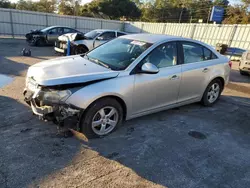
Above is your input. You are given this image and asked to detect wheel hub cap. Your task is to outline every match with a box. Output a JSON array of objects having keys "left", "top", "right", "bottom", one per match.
[
  {"left": 207, "top": 83, "right": 220, "bottom": 103},
  {"left": 92, "top": 106, "right": 118, "bottom": 136}
]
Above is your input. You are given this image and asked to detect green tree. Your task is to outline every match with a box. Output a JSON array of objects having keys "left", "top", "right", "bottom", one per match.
[
  {"left": 80, "top": 0, "right": 141, "bottom": 20},
  {"left": 16, "top": 0, "right": 37, "bottom": 11},
  {"left": 223, "top": 5, "right": 250, "bottom": 24},
  {"left": 36, "top": 0, "right": 57, "bottom": 13},
  {"left": 0, "top": 0, "right": 16, "bottom": 8},
  {"left": 58, "top": 0, "right": 74, "bottom": 15}
]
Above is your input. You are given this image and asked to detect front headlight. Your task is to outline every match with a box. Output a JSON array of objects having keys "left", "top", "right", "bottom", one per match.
[{"left": 43, "top": 90, "right": 72, "bottom": 104}]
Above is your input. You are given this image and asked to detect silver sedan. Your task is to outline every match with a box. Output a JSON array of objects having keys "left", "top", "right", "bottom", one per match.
[{"left": 24, "top": 34, "right": 231, "bottom": 138}]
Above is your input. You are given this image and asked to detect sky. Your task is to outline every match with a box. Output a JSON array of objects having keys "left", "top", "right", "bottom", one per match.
[{"left": 8, "top": 0, "right": 242, "bottom": 6}]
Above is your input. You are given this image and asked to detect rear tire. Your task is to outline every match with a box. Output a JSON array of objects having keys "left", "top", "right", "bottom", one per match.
[
  {"left": 80, "top": 98, "right": 123, "bottom": 138},
  {"left": 240, "top": 70, "right": 249, "bottom": 76},
  {"left": 201, "top": 79, "right": 222, "bottom": 106}
]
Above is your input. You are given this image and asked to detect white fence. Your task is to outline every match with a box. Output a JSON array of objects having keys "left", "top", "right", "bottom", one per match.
[
  {"left": 0, "top": 8, "right": 124, "bottom": 37},
  {"left": 1, "top": 8, "right": 250, "bottom": 50},
  {"left": 125, "top": 22, "right": 250, "bottom": 50}
]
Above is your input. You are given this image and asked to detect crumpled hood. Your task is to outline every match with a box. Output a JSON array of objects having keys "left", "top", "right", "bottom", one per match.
[
  {"left": 58, "top": 33, "right": 85, "bottom": 42},
  {"left": 27, "top": 55, "right": 119, "bottom": 86}
]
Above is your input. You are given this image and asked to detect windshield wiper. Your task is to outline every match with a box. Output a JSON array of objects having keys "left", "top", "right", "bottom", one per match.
[
  {"left": 81, "top": 54, "right": 110, "bottom": 69},
  {"left": 89, "top": 57, "right": 110, "bottom": 69}
]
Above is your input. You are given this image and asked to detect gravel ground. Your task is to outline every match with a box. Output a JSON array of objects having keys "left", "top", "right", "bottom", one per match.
[{"left": 0, "top": 38, "right": 250, "bottom": 188}]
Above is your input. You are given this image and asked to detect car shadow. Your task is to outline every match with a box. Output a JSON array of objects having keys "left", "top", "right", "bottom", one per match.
[
  {"left": 0, "top": 95, "right": 81, "bottom": 188},
  {"left": 230, "top": 69, "right": 250, "bottom": 84},
  {"left": 84, "top": 95, "right": 250, "bottom": 187},
  {"left": 0, "top": 56, "right": 29, "bottom": 77}
]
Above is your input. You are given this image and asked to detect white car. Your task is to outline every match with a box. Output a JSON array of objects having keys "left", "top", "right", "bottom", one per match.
[
  {"left": 239, "top": 51, "right": 250, "bottom": 75},
  {"left": 54, "top": 29, "right": 127, "bottom": 55}
]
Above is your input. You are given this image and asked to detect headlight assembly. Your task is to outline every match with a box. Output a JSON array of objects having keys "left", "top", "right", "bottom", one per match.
[{"left": 43, "top": 90, "right": 72, "bottom": 104}]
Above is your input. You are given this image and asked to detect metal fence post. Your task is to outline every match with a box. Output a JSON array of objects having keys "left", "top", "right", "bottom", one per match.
[
  {"left": 140, "top": 23, "right": 144, "bottom": 33},
  {"left": 75, "top": 16, "right": 77, "bottom": 29},
  {"left": 228, "top": 24, "right": 237, "bottom": 47},
  {"left": 9, "top": 10, "right": 14, "bottom": 38},
  {"left": 46, "top": 14, "right": 48, "bottom": 27},
  {"left": 122, "top": 21, "right": 125, "bottom": 32},
  {"left": 190, "top": 24, "right": 196, "bottom": 39},
  {"left": 162, "top": 23, "right": 167, "bottom": 34}
]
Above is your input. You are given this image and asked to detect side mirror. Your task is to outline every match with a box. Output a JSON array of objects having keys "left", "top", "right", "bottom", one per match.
[
  {"left": 140, "top": 63, "right": 159, "bottom": 74},
  {"left": 97, "top": 36, "right": 104, "bottom": 40}
]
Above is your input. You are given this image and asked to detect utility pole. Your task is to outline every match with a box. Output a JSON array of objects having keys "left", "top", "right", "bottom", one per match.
[
  {"left": 179, "top": 7, "right": 184, "bottom": 23},
  {"left": 207, "top": 7, "right": 211, "bottom": 24}
]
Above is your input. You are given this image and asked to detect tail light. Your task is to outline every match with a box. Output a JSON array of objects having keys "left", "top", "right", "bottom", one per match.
[{"left": 228, "top": 61, "right": 232, "bottom": 68}]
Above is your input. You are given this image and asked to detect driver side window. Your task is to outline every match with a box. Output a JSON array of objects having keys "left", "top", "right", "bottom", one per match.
[
  {"left": 48, "top": 28, "right": 58, "bottom": 34},
  {"left": 142, "top": 42, "right": 177, "bottom": 68}
]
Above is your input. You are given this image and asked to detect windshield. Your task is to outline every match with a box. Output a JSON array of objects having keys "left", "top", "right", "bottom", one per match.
[
  {"left": 85, "top": 38, "right": 152, "bottom": 70},
  {"left": 84, "top": 30, "right": 101, "bottom": 39}
]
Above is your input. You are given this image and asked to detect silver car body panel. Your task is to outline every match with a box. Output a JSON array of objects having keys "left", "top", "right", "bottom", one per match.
[
  {"left": 27, "top": 55, "right": 118, "bottom": 86},
  {"left": 26, "top": 34, "right": 230, "bottom": 121}
]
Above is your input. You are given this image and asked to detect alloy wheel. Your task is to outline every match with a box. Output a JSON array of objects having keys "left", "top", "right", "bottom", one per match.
[
  {"left": 91, "top": 106, "right": 119, "bottom": 136},
  {"left": 207, "top": 83, "right": 220, "bottom": 103}
]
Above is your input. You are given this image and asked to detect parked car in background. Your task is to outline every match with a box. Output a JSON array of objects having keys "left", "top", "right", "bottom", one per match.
[
  {"left": 239, "top": 51, "right": 250, "bottom": 75},
  {"left": 25, "top": 26, "right": 81, "bottom": 46},
  {"left": 24, "top": 34, "right": 230, "bottom": 138},
  {"left": 54, "top": 29, "right": 127, "bottom": 55}
]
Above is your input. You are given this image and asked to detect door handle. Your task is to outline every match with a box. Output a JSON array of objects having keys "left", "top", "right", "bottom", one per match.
[
  {"left": 170, "top": 75, "right": 179, "bottom": 80},
  {"left": 202, "top": 68, "right": 209, "bottom": 73}
]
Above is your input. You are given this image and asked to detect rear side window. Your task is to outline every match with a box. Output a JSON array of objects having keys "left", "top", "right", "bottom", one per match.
[
  {"left": 64, "top": 28, "right": 76, "bottom": 33},
  {"left": 203, "top": 47, "right": 217, "bottom": 60},
  {"left": 182, "top": 42, "right": 217, "bottom": 64},
  {"left": 182, "top": 42, "right": 203, "bottom": 64},
  {"left": 99, "top": 32, "right": 116, "bottom": 40}
]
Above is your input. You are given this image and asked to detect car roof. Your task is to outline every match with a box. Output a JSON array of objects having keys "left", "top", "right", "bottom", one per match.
[
  {"left": 121, "top": 34, "right": 183, "bottom": 43},
  {"left": 93, "top": 29, "right": 126, "bottom": 33}
]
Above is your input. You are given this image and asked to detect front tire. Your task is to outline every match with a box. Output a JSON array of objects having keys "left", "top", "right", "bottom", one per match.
[
  {"left": 80, "top": 98, "right": 123, "bottom": 138},
  {"left": 74, "top": 45, "right": 88, "bottom": 55},
  {"left": 201, "top": 79, "right": 222, "bottom": 106}
]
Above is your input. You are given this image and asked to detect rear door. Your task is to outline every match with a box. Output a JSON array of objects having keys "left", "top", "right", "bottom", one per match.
[
  {"left": 178, "top": 41, "right": 218, "bottom": 102},
  {"left": 93, "top": 31, "right": 116, "bottom": 48}
]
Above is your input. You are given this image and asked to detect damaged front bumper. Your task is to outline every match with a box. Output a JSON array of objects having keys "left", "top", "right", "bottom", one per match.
[{"left": 23, "top": 88, "right": 83, "bottom": 129}]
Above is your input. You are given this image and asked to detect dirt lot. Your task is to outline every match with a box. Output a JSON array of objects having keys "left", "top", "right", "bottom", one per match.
[{"left": 0, "top": 38, "right": 250, "bottom": 188}]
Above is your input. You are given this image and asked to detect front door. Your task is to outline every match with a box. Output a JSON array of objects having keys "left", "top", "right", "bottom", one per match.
[
  {"left": 132, "top": 42, "right": 182, "bottom": 115},
  {"left": 47, "top": 27, "right": 60, "bottom": 44}
]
